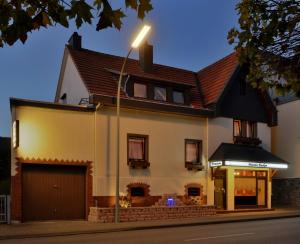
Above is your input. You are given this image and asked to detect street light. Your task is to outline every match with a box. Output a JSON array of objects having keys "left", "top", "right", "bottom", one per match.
[{"left": 115, "top": 24, "right": 151, "bottom": 223}]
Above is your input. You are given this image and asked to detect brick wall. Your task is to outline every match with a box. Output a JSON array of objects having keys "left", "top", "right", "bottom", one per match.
[
  {"left": 272, "top": 178, "right": 300, "bottom": 207},
  {"left": 88, "top": 205, "right": 216, "bottom": 223}
]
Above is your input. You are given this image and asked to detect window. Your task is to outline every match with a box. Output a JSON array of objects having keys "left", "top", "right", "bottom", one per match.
[
  {"left": 128, "top": 134, "right": 148, "bottom": 162},
  {"left": 173, "top": 90, "right": 185, "bottom": 104},
  {"left": 188, "top": 187, "right": 200, "bottom": 197},
  {"left": 130, "top": 187, "right": 145, "bottom": 197},
  {"left": 248, "top": 122, "right": 257, "bottom": 138},
  {"left": 134, "top": 83, "right": 147, "bottom": 98},
  {"left": 154, "top": 86, "right": 167, "bottom": 101},
  {"left": 234, "top": 120, "right": 257, "bottom": 138},
  {"left": 185, "top": 139, "right": 202, "bottom": 164}
]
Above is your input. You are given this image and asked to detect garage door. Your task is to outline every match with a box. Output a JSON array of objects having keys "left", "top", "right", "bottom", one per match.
[{"left": 22, "top": 164, "right": 86, "bottom": 221}]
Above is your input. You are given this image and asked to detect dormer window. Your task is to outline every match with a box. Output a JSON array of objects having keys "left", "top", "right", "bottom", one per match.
[
  {"left": 134, "top": 83, "right": 147, "bottom": 98},
  {"left": 173, "top": 90, "right": 185, "bottom": 104},
  {"left": 154, "top": 86, "right": 167, "bottom": 101}
]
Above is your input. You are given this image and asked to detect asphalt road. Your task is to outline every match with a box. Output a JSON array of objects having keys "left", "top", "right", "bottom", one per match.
[{"left": 2, "top": 217, "right": 300, "bottom": 244}]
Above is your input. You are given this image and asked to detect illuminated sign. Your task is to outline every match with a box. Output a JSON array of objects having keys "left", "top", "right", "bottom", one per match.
[
  {"left": 224, "top": 161, "right": 288, "bottom": 169},
  {"left": 12, "top": 120, "right": 19, "bottom": 148},
  {"left": 210, "top": 161, "right": 222, "bottom": 167},
  {"left": 209, "top": 160, "right": 288, "bottom": 169}
]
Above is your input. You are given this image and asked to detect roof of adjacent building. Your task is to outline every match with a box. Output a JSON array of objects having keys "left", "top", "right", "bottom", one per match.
[{"left": 66, "top": 45, "right": 238, "bottom": 110}]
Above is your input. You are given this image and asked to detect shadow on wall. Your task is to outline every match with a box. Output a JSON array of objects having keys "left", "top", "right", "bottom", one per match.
[{"left": 0, "top": 137, "right": 11, "bottom": 194}]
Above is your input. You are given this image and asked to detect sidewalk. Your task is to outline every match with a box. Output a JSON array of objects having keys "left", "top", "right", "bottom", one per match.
[{"left": 1, "top": 208, "right": 300, "bottom": 240}]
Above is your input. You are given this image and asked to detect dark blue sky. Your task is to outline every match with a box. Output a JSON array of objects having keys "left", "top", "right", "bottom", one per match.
[{"left": 0, "top": 0, "right": 239, "bottom": 137}]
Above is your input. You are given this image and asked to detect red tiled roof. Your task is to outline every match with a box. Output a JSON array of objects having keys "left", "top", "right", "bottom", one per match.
[
  {"left": 67, "top": 45, "right": 238, "bottom": 109},
  {"left": 197, "top": 52, "right": 238, "bottom": 106},
  {"left": 67, "top": 46, "right": 203, "bottom": 109}
]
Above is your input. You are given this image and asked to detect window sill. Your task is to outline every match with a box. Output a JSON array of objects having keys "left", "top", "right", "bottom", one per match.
[
  {"left": 185, "top": 162, "right": 204, "bottom": 171},
  {"left": 128, "top": 160, "right": 150, "bottom": 169}
]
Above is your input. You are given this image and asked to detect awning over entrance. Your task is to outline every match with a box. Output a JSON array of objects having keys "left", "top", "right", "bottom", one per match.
[{"left": 209, "top": 143, "right": 289, "bottom": 169}]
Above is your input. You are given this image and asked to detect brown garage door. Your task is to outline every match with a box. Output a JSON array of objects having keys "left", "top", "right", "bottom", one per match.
[{"left": 22, "top": 164, "right": 86, "bottom": 221}]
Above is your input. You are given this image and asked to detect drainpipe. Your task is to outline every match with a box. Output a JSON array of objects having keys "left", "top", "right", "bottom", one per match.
[{"left": 94, "top": 102, "right": 102, "bottom": 204}]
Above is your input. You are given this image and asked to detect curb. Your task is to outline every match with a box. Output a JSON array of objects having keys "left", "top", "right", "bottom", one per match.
[{"left": 1, "top": 213, "right": 300, "bottom": 240}]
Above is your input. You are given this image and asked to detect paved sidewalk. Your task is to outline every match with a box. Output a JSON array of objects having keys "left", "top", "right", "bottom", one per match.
[{"left": 1, "top": 208, "right": 300, "bottom": 240}]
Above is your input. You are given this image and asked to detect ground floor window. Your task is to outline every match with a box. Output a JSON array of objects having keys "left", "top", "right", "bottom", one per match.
[{"left": 234, "top": 170, "right": 267, "bottom": 208}]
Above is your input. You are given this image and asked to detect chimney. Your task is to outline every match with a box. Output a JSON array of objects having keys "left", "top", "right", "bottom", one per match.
[
  {"left": 139, "top": 41, "right": 153, "bottom": 73},
  {"left": 68, "top": 32, "right": 81, "bottom": 50}
]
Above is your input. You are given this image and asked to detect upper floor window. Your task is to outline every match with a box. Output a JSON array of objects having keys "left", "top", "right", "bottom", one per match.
[
  {"left": 173, "top": 90, "right": 185, "bottom": 104},
  {"left": 185, "top": 139, "right": 202, "bottom": 164},
  {"left": 233, "top": 120, "right": 257, "bottom": 138},
  {"left": 154, "top": 86, "right": 167, "bottom": 101},
  {"left": 134, "top": 83, "right": 147, "bottom": 98},
  {"left": 128, "top": 134, "right": 148, "bottom": 162}
]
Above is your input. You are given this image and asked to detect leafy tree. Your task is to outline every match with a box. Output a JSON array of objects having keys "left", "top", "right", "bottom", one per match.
[
  {"left": 228, "top": 0, "right": 300, "bottom": 96},
  {"left": 0, "top": 0, "right": 152, "bottom": 47}
]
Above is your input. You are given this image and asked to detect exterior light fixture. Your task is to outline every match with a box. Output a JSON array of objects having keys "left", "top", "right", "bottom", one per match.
[
  {"left": 209, "top": 160, "right": 288, "bottom": 169},
  {"left": 12, "top": 120, "right": 19, "bottom": 148},
  {"left": 115, "top": 24, "right": 152, "bottom": 223}
]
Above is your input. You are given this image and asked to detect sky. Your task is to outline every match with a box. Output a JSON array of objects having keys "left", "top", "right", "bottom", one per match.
[{"left": 0, "top": 0, "right": 239, "bottom": 137}]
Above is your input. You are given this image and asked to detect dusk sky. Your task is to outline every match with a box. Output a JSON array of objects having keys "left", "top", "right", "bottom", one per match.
[{"left": 0, "top": 0, "right": 238, "bottom": 137}]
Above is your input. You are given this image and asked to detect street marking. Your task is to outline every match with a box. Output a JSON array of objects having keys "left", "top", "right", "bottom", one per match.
[{"left": 184, "top": 232, "right": 254, "bottom": 241}]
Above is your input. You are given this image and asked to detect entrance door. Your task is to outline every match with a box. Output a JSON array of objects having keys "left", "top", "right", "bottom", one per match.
[
  {"left": 22, "top": 164, "right": 86, "bottom": 221},
  {"left": 257, "top": 179, "right": 266, "bottom": 207},
  {"left": 214, "top": 176, "right": 226, "bottom": 209}
]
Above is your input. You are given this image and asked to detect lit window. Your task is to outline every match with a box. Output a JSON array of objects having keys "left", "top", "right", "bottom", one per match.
[
  {"left": 128, "top": 134, "right": 148, "bottom": 161},
  {"left": 134, "top": 83, "right": 147, "bottom": 98},
  {"left": 185, "top": 139, "right": 202, "bottom": 164},
  {"left": 154, "top": 87, "right": 167, "bottom": 101},
  {"left": 173, "top": 90, "right": 184, "bottom": 104},
  {"left": 233, "top": 120, "right": 242, "bottom": 137}
]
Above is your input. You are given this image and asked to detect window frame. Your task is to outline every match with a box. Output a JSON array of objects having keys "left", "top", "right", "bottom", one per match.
[
  {"left": 172, "top": 90, "right": 185, "bottom": 104},
  {"left": 133, "top": 82, "right": 148, "bottom": 99},
  {"left": 185, "top": 139, "right": 202, "bottom": 165},
  {"left": 154, "top": 86, "right": 167, "bottom": 102},
  {"left": 127, "top": 134, "right": 149, "bottom": 164}
]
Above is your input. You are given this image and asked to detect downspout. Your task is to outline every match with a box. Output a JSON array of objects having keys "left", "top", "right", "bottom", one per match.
[{"left": 94, "top": 102, "right": 102, "bottom": 203}]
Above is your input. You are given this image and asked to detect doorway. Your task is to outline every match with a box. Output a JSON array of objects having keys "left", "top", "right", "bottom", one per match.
[{"left": 214, "top": 170, "right": 226, "bottom": 209}]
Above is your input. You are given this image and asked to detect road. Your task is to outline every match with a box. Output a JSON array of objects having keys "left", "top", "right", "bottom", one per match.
[{"left": 2, "top": 217, "right": 300, "bottom": 244}]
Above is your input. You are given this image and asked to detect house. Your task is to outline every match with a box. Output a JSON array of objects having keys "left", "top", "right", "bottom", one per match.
[
  {"left": 271, "top": 95, "right": 300, "bottom": 207},
  {"left": 10, "top": 33, "right": 288, "bottom": 222}
]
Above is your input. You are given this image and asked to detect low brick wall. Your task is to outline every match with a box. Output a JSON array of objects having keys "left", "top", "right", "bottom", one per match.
[
  {"left": 88, "top": 205, "right": 216, "bottom": 223},
  {"left": 272, "top": 178, "right": 300, "bottom": 207}
]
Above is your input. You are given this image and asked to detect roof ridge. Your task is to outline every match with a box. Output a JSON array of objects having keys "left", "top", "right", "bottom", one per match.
[{"left": 67, "top": 45, "right": 195, "bottom": 74}]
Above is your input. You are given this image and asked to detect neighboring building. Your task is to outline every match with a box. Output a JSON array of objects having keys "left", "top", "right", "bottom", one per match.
[
  {"left": 271, "top": 95, "right": 300, "bottom": 207},
  {"left": 0, "top": 137, "right": 10, "bottom": 194},
  {"left": 10, "top": 33, "right": 288, "bottom": 222}
]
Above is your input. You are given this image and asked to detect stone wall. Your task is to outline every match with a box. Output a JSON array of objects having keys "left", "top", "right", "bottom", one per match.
[
  {"left": 272, "top": 178, "right": 300, "bottom": 207},
  {"left": 88, "top": 205, "right": 216, "bottom": 223}
]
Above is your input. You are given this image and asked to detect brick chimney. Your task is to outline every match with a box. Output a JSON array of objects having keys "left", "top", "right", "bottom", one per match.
[
  {"left": 139, "top": 41, "right": 153, "bottom": 73},
  {"left": 68, "top": 32, "right": 81, "bottom": 50}
]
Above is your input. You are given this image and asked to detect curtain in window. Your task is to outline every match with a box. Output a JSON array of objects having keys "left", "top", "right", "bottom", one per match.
[
  {"left": 234, "top": 120, "right": 241, "bottom": 136},
  {"left": 186, "top": 142, "right": 198, "bottom": 163},
  {"left": 154, "top": 87, "right": 167, "bottom": 101},
  {"left": 129, "top": 138, "right": 144, "bottom": 160},
  {"left": 134, "top": 83, "right": 147, "bottom": 98}
]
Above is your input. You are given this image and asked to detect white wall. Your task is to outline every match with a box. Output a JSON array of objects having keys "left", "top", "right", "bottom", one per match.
[
  {"left": 58, "top": 54, "right": 89, "bottom": 105},
  {"left": 12, "top": 106, "right": 94, "bottom": 175},
  {"left": 272, "top": 100, "right": 300, "bottom": 178},
  {"left": 94, "top": 107, "right": 208, "bottom": 197}
]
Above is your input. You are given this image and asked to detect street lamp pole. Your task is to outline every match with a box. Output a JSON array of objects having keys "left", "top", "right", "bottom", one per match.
[{"left": 115, "top": 25, "right": 151, "bottom": 223}]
